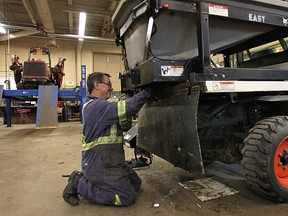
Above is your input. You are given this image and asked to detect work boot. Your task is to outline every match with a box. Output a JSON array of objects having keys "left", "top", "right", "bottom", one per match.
[{"left": 63, "top": 170, "right": 83, "bottom": 206}]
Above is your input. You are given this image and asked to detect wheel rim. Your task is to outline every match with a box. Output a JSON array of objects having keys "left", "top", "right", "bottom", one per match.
[{"left": 274, "top": 136, "right": 288, "bottom": 188}]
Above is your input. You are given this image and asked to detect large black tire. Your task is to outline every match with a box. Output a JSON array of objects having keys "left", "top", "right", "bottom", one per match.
[{"left": 241, "top": 116, "right": 288, "bottom": 202}]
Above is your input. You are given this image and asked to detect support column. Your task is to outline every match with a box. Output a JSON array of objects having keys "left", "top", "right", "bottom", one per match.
[{"left": 76, "top": 40, "right": 83, "bottom": 86}]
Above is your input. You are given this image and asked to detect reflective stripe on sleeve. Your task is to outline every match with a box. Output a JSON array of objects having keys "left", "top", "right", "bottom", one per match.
[
  {"left": 117, "top": 100, "right": 127, "bottom": 124},
  {"left": 82, "top": 99, "right": 93, "bottom": 120}
]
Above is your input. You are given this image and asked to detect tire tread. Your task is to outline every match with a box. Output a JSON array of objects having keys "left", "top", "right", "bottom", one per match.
[{"left": 241, "top": 116, "right": 288, "bottom": 202}]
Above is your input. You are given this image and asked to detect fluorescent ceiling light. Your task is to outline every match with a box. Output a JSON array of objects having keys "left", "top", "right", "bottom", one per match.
[
  {"left": 78, "top": 12, "right": 86, "bottom": 41},
  {"left": 0, "top": 24, "right": 6, "bottom": 34}
]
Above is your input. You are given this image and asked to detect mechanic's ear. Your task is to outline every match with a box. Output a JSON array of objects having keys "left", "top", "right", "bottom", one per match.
[{"left": 94, "top": 82, "right": 99, "bottom": 89}]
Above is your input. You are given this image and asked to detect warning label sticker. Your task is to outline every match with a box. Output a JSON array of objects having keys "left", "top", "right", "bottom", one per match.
[
  {"left": 161, "top": 66, "right": 184, "bottom": 77},
  {"left": 208, "top": 4, "right": 228, "bottom": 17},
  {"left": 212, "top": 81, "right": 235, "bottom": 91}
]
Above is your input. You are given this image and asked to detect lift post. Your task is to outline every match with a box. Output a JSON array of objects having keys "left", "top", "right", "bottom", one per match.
[{"left": 80, "top": 65, "right": 87, "bottom": 123}]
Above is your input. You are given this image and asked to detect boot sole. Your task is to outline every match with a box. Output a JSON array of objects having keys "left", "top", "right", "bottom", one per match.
[{"left": 63, "top": 170, "right": 81, "bottom": 206}]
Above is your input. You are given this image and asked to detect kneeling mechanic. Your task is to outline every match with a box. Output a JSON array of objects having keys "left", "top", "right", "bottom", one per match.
[{"left": 63, "top": 72, "right": 151, "bottom": 206}]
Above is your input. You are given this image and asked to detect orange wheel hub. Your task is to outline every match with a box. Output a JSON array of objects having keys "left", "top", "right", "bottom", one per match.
[{"left": 274, "top": 137, "right": 288, "bottom": 188}]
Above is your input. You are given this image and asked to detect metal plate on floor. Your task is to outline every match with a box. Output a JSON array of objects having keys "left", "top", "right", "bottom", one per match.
[{"left": 179, "top": 178, "right": 239, "bottom": 201}]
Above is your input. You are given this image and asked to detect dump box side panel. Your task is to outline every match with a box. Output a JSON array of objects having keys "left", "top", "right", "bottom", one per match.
[
  {"left": 217, "top": 0, "right": 288, "bottom": 9},
  {"left": 123, "top": 16, "right": 148, "bottom": 70},
  {"left": 149, "top": 10, "right": 273, "bottom": 61},
  {"left": 118, "top": 1, "right": 275, "bottom": 69}
]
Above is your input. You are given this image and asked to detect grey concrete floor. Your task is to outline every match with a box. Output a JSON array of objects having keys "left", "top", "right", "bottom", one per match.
[{"left": 0, "top": 122, "right": 287, "bottom": 216}]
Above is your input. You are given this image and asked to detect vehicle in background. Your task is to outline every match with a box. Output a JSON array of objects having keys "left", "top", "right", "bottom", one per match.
[{"left": 9, "top": 47, "right": 66, "bottom": 89}]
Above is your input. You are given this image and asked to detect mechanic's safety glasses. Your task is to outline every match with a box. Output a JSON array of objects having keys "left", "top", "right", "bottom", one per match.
[{"left": 100, "top": 81, "right": 112, "bottom": 88}]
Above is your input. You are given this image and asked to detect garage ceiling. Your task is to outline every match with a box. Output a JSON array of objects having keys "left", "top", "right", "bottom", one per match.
[{"left": 0, "top": 0, "right": 120, "bottom": 42}]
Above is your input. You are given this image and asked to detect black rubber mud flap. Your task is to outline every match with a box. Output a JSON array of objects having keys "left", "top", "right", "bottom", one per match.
[{"left": 137, "top": 86, "right": 204, "bottom": 174}]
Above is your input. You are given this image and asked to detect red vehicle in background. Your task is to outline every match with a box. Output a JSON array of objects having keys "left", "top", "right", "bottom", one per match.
[{"left": 10, "top": 47, "right": 66, "bottom": 89}]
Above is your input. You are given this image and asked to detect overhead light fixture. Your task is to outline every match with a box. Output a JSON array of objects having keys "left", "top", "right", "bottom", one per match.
[
  {"left": 78, "top": 12, "right": 86, "bottom": 41},
  {"left": 0, "top": 24, "right": 6, "bottom": 34},
  {"left": 45, "top": 38, "right": 59, "bottom": 48}
]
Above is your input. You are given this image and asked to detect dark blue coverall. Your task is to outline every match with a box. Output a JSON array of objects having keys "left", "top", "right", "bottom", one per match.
[{"left": 77, "top": 90, "right": 150, "bottom": 206}]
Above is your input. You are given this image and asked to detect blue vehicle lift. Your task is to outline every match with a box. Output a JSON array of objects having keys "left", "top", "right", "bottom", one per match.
[{"left": 1, "top": 65, "right": 87, "bottom": 127}]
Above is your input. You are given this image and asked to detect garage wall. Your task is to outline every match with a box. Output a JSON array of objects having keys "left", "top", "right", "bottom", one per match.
[
  {"left": 0, "top": 37, "right": 123, "bottom": 90},
  {"left": 93, "top": 53, "right": 124, "bottom": 91}
]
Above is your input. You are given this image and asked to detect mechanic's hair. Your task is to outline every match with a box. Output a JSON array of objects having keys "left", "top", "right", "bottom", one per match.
[{"left": 87, "top": 72, "right": 111, "bottom": 94}]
